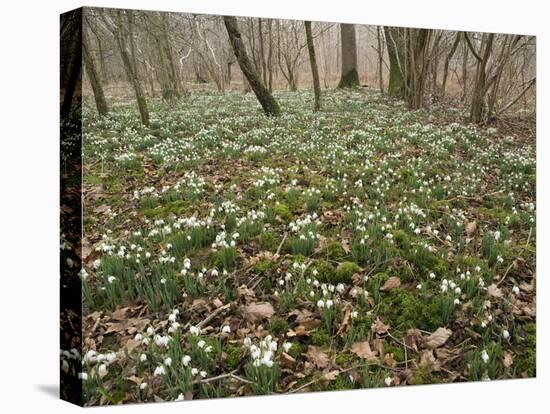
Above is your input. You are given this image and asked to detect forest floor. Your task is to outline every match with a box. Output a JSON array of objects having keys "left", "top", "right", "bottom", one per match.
[{"left": 74, "top": 88, "right": 536, "bottom": 405}]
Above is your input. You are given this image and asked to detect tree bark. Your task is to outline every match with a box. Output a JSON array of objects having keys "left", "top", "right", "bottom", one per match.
[
  {"left": 115, "top": 10, "right": 149, "bottom": 126},
  {"left": 223, "top": 16, "right": 281, "bottom": 116},
  {"left": 305, "top": 21, "right": 321, "bottom": 111},
  {"left": 384, "top": 27, "right": 405, "bottom": 97},
  {"left": 83, "top": 28, "right": 109, "bottom": 116},
  {"left": 337, "top": 24, "right": 360, "bottom": 88},
  {"left": 441, "top": 32, "right": 461, "bottom": 96}
]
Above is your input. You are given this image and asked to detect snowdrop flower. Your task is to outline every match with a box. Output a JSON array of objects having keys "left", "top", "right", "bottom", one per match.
[
  {"left": 164, "top": 357, "right": 172, "bottom": 367},
  {"left": 140, "top": 353, "right": 147, "bottom": 363},
  {"left": 140, "top": 382, "right": 147, "bottom": 390},
  {"left": 244, "top": 337, "right": 252, "bottom": 348},
  {"left": 189, "top": 326, "right": 201, "bottom": 336},
  {"left": 497, "top": 255, "right": 504, "bottom": 264},
  {"left": 168, "top": 313, "right": 177, "bottom": 322},
  {"left": 98, "top": 364, "right": 108, "bottom": 378},
  {"left": 416, "top": 284, "right": 422, "bottom": 290},
  {"left": 502, "top": 330, "right": 510, "bottom": 340},
  {"left": 512, "top": 286, "right": 520, "bottom": 295},
  {"left": 481, "top": 350, "right": 489, "bottom": 363},
  {"left": 446, "top": 235, "right": 452, "bottom": 241},
  {"left": 454, "top": 298, "right": 460, "bottom": 305},
  {"left": 200, "top": 371, "right": 207, "bottom": 378},
  {"left": 222, "top": 325, "right": 231, "bottom": 334},
  {"left": 454, "top": 287, "right": 461, "bottom": 295},
  {"left": 182, "top": 355, "right": 191, "bottom": 367},
  {"left": 107, "top": 276, "right": 116, "bottom": 284},
  {"left": 197, "top": 340, "right": 206, "bottom": 349},
  {"left": 283, "top": 342, "right": 292, "bottom": 353},
  {"left": 494, "top": 231, "right": 501, "bottom": 241},
  {"left": 154, "top": 366, "right": 166, "bottom": 376},
  {"left": 336, "top": 283, "right": 345, "bottom": 294},
  {"left": 317, "top": 299, "right": 325, "bottom": 308},
  {"left": 384, "top": 376, "right": 392, "bottom": 386},
  {"left": 175, "top": 393, "right": 184, "bottom": 401},
  {"left": 429, "top": 272, "right": 436, "bottom": 279},
  {"left": 191, "top": 368, "right": 199, "bottom": 376},
  {"left": 326, "top": 299, "right": 334, "bottom": 309},
  {"left": 78, "top": 372, "right": 88, "bottom": 381}
]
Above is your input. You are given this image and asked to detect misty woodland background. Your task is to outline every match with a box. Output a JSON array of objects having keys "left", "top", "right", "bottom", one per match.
[{"left": 60, "top": 7, "right": 535, "bottom": 405}]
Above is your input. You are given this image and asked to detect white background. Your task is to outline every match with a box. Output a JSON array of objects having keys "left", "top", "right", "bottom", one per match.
[{"left": 0, "top": 0, "right": 548, "bottom": 412}]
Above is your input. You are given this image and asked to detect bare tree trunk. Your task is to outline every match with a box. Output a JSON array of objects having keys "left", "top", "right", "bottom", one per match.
[
  {"left": 466, "top": 32, "right": 494, "bottom": 123},
  {"left": 115, "top": 10, "right": 149, "bottom": 126},
  {"left": 258, "top": 18, "right": 268, "bottom": 87},
  {"left": 83, "top": 28, "right": 109, "bottom": 116},
  {"left": 60, "top": 10, "right": 82, "bottom": 119},
  {"left": 377, "top": 26, "right": 384, "bottom": 93},
  {"left": 384, "top": 27, "right": 405, "bottom": 97},
  {"left": 337, "top": 24, "right": 360, "bottom": 88},
  {"left": 305, "top": 21, "right": 321, "bottom": 111},
  {"left": 267, "top": 19, "right": 274, "bottom": 92},
  {"left": 461, "top": 39, "right": 469, "bottom": 102},
  {"left": 441, "top": 32, "right": 461, "bottom": 96},
  {"left": 223, "top": 16, "right": 281, "bottom": 116}
]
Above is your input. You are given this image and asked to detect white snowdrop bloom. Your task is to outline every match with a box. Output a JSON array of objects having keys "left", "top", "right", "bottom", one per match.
[
  {"left": 336, "top": 283, "right": 345, "bottom": 294},
  {"left": 475, "top": 265, "right": 481, "bottom": 272},
  {"left": 512, "top": 286, "right": 520, "bottom": 295},
  {"left": 189, "top": 326, "right": 201, "bottom": 336},
  {"left": 164, "top": 357, "right": 172, "bottom": 367},
  {"left": 351, "top": 311, "right": 358, "bottom": 319},
  {"left": 317, "top": 299, "right": 325, "bottom": 308},
  {"left": 312, "top": 269, "right": 319, "bottom": 276},
  {"left": 211, "top": 269, "right": 219, "bottom": 277},
  {"left": 441, "top": 285, "right": 448, "bottom": 293},
  {"left": 145, "top": 252, "right": 151, "bottom": 259},
  {"left": 93, "top": 259, "right": 101, "bottom": 269},
  {"left": 205, "top": 345, "right": 213, "bottom": 354},
  {"left": 283, "top": 342, "right": 292, "bottom": 353},
  {"left": 429, "top": 272, "right": 436, "bottom": 279},
  {"left": 454, "top": 287, "right": 461, "bottom": 295},
  {"left": 326, "top": 299, "right": 334, "bottom": 309},
  {"left": 154, "top": 335, "right": 169, "bottom": 348},
  {"left": 191, "top": 368, "right": 199, "bottom": 376},
  {"left": 497, "top": 256, "right": 504, "bottom": 264},
  {"left": 154, "top": 365, "right": 166, "bottom": 376},
  {"left": 134, "top": 333, "right": 143, "bottom": 342},
  {"left": 168, "top": 313, "right": 177, "bottom": 322},
  {"left": 416, "top": 284, "right": 422, "bottom": 290},
  {"left": 481, "top": 350, "right": 490, "bottom": 363},
  {"left": 502, "top": 330, "right": 510, "bottom": 340},
  {"left": 140, "top": 382, "right": 147, "bottom": 390},
  {"left": 222, "top": 325, "right": 231, "bottom": 334},
  {"left": 384, "top": 376, "right": 392, "bottom": 386},
  {"left": 140, "top": 353, "right": 147, "bottom": 363},
  {"left": 244, "top": 337, "right": 252, "bottom": 348},
  {"left": 107, "top": 276, "right": 116, "bottom": 284},
  {"left": 200, "top": 371, "right": 207, "bottom": 378},
  {"left": 285, "top": 273, "right": 292, "bottom": 281},
  {"left": 183, "top": 258, "right": 191, "bottom": 269},
  {"left": 175, "top": 393, "right": 184, "bottom": 401},
  {"left": 142, "top": 338, "right": 150, "bottom": 346},
  {"left": 78, "top": 372, "right": 88, "bottom": 381},
  {"left": 309, "top": 291, "right": 315, "bottom": 297},
  {"left": 182, "top": 355, "right": 191, "bottom": 367},
  {"left": 106, "top": 352, "right": 117, "bottom": 364},
  {"left": 98, "top": 364, "right": 108, "bottom": 378},
  {"left": 197, "top": 340, "right": 206, "bottom": 349},
  {"left": 494, "top": 231, "right": 501, "bottom": 241},
  {"left": 454, "top": 298, "right": 460, "bottom": 305},
  {"left": 446, "top": 235, "right": 452, "bottom": 241},
  {"left": 481, "top": 321, "right": 487, "bottom": 328}
]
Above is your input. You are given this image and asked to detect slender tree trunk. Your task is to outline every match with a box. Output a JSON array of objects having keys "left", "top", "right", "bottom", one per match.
[
  {"left": 468, "top": 33, "right": 494, "bottom": 123},
  {"left": 441, "top": 32, "right": 461, "bottom": 96},
  {"left": 337, "top": 24, "right": 360, "bottom": 88},
  {"left": 384, "top": 27, "right": 405, "bottom": 97},
  {"left": 305, "top": 21, "right": 321, "bottom": 111},
  {"left": 83, "top": 29, "right": 109, "bottom": 116},
  {"left": 223, "top": 16, "right": 281, "bottom": 116},
  {"left": 60, "top": 10, "right": 82, "bottom": 119},
  {"left": 267, "top": 19, "right": 274, "bottom": 92},
  {"left": 377, "top": 26, "right": 384, "bottom": 93},
  {"left": 115, "top": 10, "right": 149, "bottom": 126}
]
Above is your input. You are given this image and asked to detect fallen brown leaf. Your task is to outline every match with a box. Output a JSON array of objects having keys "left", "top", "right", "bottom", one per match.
[
  {"left": 380, "top": 276, "right": 401, "bottom": 291},
  {"left": 425, "top": 327, "right": 452, "bottom": 349},
  {"left": 306, "top": 345, "right": 330, "bottom": 368}
]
